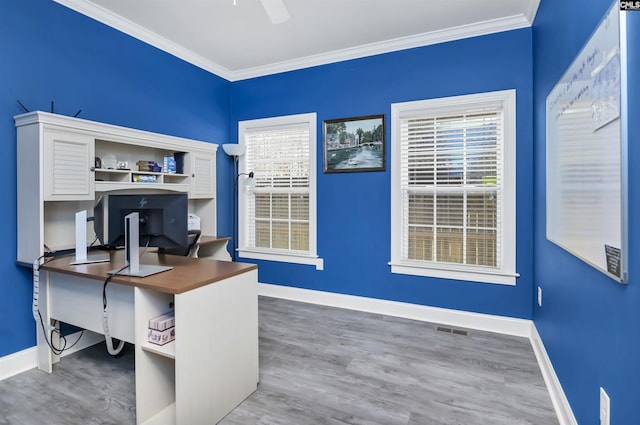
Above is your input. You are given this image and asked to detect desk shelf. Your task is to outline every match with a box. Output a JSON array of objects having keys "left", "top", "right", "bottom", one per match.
[
  {"left": 143, "top": 403, "right": 176, "bottom": 425},
  {"left": 141, "top": 341, "right": 175, "bottom": 360}
]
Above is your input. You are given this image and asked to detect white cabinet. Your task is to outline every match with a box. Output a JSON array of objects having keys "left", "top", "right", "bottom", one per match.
[
  {"left": 43, "top": 129, "right": 95, "bottom": 201},
  {"left": 15, "top": 111, "right": 222, "bottom": 264},
  {"left": 190, "top": 151, "right": 216, "bottom": 198}
]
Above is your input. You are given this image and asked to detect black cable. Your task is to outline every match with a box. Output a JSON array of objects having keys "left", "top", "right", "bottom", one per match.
[
  {"left": 89, "top": 235, "right": 99, "bottom": 247},
  {"left": 102, "top": 264, "right": 128, "bottom": 309},
  {"left": 33, "top": 255, "right": 85, "bottom": 356}
]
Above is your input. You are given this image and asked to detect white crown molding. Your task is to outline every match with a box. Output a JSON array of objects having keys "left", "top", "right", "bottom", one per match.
[
  {"left": 53, "top": 0, "right": 235, "bottom": 81},
  {"left": 233, "top": 14, "right": 533, "bottom": 81},
  {"left": 524, "top": 0, "right": 541, "bottom": 24},
  {"left": 53, "top": 0, "right": 534, "bottom": 82}
]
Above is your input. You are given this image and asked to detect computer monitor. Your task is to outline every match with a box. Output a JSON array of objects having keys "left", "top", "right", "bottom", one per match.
[
  {"left": 107, "top": 193, "right": 188, "bottom": 276},
  {"left": 107, "top": 193, "right": 188, "bottom": 250}
]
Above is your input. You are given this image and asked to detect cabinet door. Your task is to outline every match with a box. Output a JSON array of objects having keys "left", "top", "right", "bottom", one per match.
[
  {"left": 190, "top": 151, "right": 215, "bottom": 199},
  {"left": 43, "top": 129, "right": 95, "bottom": 201}
]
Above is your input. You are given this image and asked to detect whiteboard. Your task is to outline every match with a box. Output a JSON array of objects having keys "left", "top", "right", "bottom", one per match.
[{"left": 546, "top": 3, "right": 627, "bottom": 283}]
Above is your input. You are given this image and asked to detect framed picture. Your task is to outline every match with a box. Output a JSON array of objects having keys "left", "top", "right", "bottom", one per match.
[{"left": 323, "top": 114, "right": 385, "bottom": 173}]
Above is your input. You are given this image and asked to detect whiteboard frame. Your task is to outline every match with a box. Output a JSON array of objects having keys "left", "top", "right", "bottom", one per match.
[{"left": 545, "top": 2, "right": 628, "bottom": 283}]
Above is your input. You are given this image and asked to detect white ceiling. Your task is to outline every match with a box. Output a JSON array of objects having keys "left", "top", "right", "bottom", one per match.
[{"left": 54, "top": 0, "right": 540, "bottom": 81}]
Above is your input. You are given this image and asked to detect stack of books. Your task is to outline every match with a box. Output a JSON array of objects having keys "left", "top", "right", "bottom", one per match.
[{"left": 148, "top": 311, "right": 175, "bottom": 345}]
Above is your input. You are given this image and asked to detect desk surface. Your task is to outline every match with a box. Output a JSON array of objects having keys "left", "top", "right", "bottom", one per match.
[{"left": 41, "top": 251, "right": 257, "bottom": 294}]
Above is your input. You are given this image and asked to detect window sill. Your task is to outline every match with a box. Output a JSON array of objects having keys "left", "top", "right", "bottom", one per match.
[
  {"left": 238, "top": 249, "right": 324, "bottom": 270},
  {"left": 389, "top": 261, "right": 518, "bottom": 286}
]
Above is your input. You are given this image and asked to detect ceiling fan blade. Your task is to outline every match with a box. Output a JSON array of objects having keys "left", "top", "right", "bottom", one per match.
[{"left": 259, "top": 0, "right": 290, "bottom": 24}]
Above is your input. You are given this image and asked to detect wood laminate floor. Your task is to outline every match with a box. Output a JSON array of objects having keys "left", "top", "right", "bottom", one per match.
[{"left": 0, "top": 297, "right": 558, "bottom": 425}]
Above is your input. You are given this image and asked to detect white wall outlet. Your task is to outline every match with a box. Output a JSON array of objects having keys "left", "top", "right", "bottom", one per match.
[
  {"left": 600, "top": 387, "right": 610, "bottom": 425},
  {"left": 537, "top": 286, "right": 542, "bottom": 307}
]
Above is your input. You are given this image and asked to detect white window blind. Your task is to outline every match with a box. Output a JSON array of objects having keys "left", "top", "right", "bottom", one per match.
[
  {"left": 391, "top": 90, "right": 516, "bottom": 285},
  {"left": 239, "top": 113, "right": 320, "bottom": 269},
  {"left": 245, "top": 124, "right": 311, "bottom": 253},
  {"left": 401, "top": 110, "right": 502, "bottom": 267}
]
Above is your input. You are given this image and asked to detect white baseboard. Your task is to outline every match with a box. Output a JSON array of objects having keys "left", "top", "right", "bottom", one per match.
[
  {"left": 0, "top": 330, "right": 104, "bottom": 381},
  {"left": 258, "top": 282, "right": 532, "bottom": 337},
  {"left": 258, "top": 282, "right": 576, "bottom": 425},
  {"left": 530, "top": 324, "right": 578, "bottom": 425},
  {"left": 0, "top": 346, "right": 38, "bottom": 381}
]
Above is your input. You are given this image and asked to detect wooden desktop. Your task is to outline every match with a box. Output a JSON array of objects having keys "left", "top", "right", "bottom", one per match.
[{"left": 37, "top": 251, "right": 258, "bottom": 425}]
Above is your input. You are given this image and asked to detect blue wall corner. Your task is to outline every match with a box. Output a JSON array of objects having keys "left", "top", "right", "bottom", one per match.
[{"left": 533, "top": 1, "right": 640, "bottom": 423}]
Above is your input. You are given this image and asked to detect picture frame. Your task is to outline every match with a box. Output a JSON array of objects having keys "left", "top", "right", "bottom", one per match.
[{"left": 323, "top": 114, "right": 385, "bottom": 173}]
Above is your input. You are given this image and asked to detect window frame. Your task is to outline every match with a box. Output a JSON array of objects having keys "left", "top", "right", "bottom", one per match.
[
  {"left": 390, "top": 90, "right": 517, "bottom": 285},
  {"left": 238, "top": 112, "right": 323, "bottom": 270}
]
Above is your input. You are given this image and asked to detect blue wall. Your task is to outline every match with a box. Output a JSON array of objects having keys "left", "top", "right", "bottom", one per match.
[
  {"left": 533, "top": 1, "right": 640, "bottom": 423},
  {"left": 231, "top": 29, "right": 535, "bottom": 319},
  {"left": 0, "top": 0, "right": 232, "bottom": 357}
]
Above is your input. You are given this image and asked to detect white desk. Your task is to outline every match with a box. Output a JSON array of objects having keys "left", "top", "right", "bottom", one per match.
[{"left": 38, "top": 251, "right": 258, "bottom": 425}]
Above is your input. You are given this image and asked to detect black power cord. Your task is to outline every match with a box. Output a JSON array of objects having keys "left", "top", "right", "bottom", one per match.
[{"left": 33, "top": 255, "right": 84, "bottom": 356}]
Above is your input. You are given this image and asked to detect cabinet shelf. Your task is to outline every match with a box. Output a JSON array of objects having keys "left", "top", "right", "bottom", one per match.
[
  {"left": 143, "top": 403, "right": 176, "bottom": 425},
  {"left": 95, "top": 181, "right": 191, "bottom": 193},
  {"left": 141, "top": 340, "right": 176, "bottom": 360},
  {"left": 95, "top": 168, "right": 191, "bottom": 193}
]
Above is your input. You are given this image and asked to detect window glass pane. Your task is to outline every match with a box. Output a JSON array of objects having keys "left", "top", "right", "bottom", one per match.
[
  {"left": 408, "top": 226, "right": 433, "bottom": 261},
  {"left": 467, "top": 192, "right": 497, "bottom": 229},
  {"left": 291, "top": 194, "right": 309, "bottom": 220},
  {"left": 436, "top": 193, "right": 464, "bottom": 227},
  {"left": 272, "top": 194, "right": 289, "bottom": 219},
  {"left": 408, "top": 193, "right": 433, "bottom": 225},
  {"left": 272, "top": 222, "right": 289, "bottom": 249},
  {"left": 291, "top": 222, "right": 309, "bottom": 251},
  {"left": 435, "top": 227, "right": 464, "bottom": 264},
  {"left": 255, "top": 194, "right": 271, "bottom": 219},
  {"left": 255, "top": 220, "right": 271, "bottom": 248},
  {"left": 466, "top": 229, "right": 496, "bottom": 267}
]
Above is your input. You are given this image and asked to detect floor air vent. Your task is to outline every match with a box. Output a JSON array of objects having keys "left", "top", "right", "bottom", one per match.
[{"left": 436, "top": 326, "right": 469, "bottom": 336}]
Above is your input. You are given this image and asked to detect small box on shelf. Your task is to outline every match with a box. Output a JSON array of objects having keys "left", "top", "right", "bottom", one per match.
[
  {"left": 164, "top": 156, "right": 177, "bottom": 174},
  {"left": 148, "top": 327, "right": 175, "bottom": 346},
  {"left": 132, "top": 174, "right": 158, "bottom": 183},
  {"left": 148, "top": 311, "right": 175, "bottom": 345}
]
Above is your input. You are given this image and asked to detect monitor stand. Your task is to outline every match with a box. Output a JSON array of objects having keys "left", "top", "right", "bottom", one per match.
[
  {"left": 70, "top": 210, "right": 110, "bottom": 265},
  {"left": 108, "top": 211, "right": 173, "bottom": 277}
]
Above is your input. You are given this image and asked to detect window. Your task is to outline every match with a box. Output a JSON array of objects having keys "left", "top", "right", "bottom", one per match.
[
  {"left": 238, "top": 113, "right": 322, "bottom": 269},
  {"left": 390, "top": 90, "right": 517, "bottom": 285}
]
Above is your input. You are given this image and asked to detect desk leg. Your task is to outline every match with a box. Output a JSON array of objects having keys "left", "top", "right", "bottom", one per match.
[{"left": 35, "top": 270, "right": 58, "bottom": 373}]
